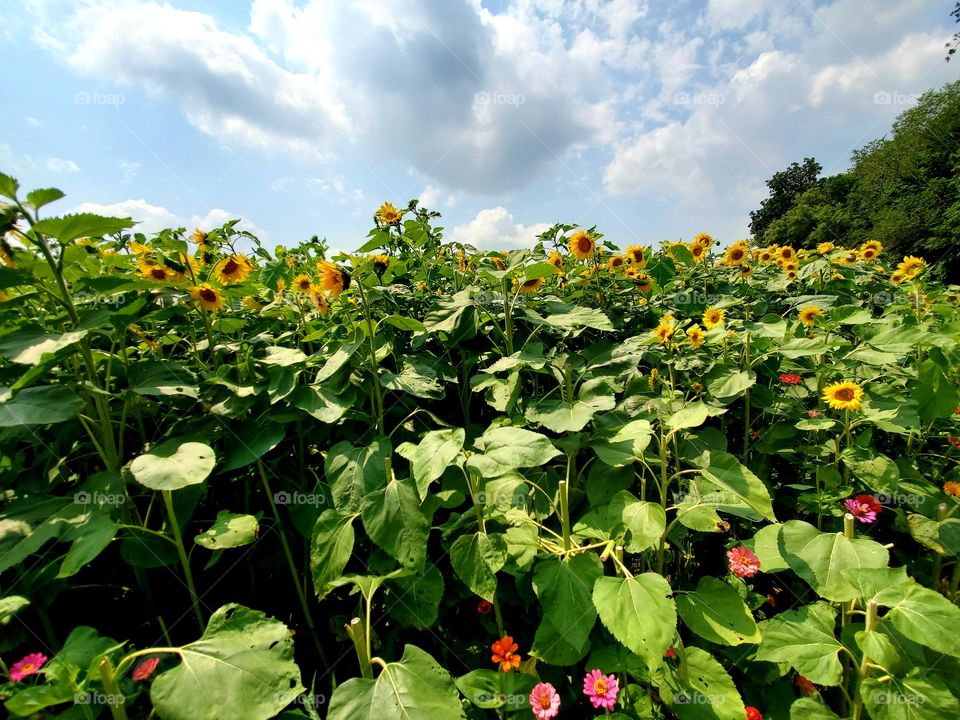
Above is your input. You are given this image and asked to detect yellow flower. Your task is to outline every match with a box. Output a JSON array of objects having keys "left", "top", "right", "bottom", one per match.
[
  {"left": 787, "top": 271, "right": 798, "bottom": 280},
  {"left": 547, "top": 250, "right": 564, "bottom": 272},
  {"left": 693, "top": 232, "right": 714, "bottom": 247},
  {"left": 896, "top": 256, "right": 925, "bottom": 279},
  {"left": 822, "top": 380, "right": 864, "bottom": 412},
  {"left": 624, "top": 245, "right": 646, "bottom": 266},
  {"left": 490, "top": 256, "right": 507, "bottom": 271},
  {"left": 276, "top": 278, "right": 287, "bottom": 295},
  {"left": 189, "top": 283, "right": 226, "bottom": 313},
  {"left": 372, "top": 254, "right": 390, "bottom": 274},
  {"left": 293, "top": 274, "right": 314, "bottom": 293},
  {"left": 757, "top": 247, "right": 775, "bottom": 263},
  {"left": 214, "top": 254, "right": 254, "bottom": 284},
  {"left": 722, "top": 240, "right": 749, "bottom": 266},
  {"left": 778, "top": 246, "right": 796, "bottom": 262},
  {"left": 653, "top": 317, "right": 675, "bottom": 345},
  {"left": 316, "top": 261, "right": 350, "bottom": 298},
  {"left": 138, "top": 257, "right": 174, "bottom": 282},
  {"left": 836, "top": 250, "right": 858, "bottom": 265},
  {"left": 635, "top": 273, "right": 654, "bottom": 293},
  {"left": 309, "top": 284, "right": 330, "bottom": 314},
  {"left": 513, "top": 277, "right": 545, "bottom": 295},
  {"left": 568, "top": 229, "right": 595, "bottom": 259},
  {"left": 689, "top": 241, "right": 708, "bottom": 263},
  {"left": 376, "top": 202, "right": 403, "bottom": 225},
  {"left": 781, "top": 262, "right": 798, "bottom": 273},
  {"left": 816, "top": 242, "right": 834, "bottom": 255},
  {"left": 129, "top": 240, "right": 151, "bottom": 255},
  {"left": 687, "top": 324, "right": 705, "bottom": 348},
  {"left": 649, "top": 367, "right": 659, "bottom": 388},
  {"left": 944, "top": 481, "right": 960, "bottom": 498},
  {"left": 859, "top": 242, "right": 881, "bottom": 260},
  {"left": 702, "top": 307, "right": 725, "bottom": 329},
  {"left": 192, "top": 229, "right": 207, "bottom": 245},
  {"left": 740, "top": 264, "right": 753, "bottom": 278},
  {"left": 241, "top": 295, "right": 261, "bottom": 310},
  {"left": 890, "top": 272, "right": 904, "bottom": 284},
  {"left": 457, "top": 249, "right": 470, "bottom": 272},
  {"left": 798, "top": 305, "right": 823, "bottom": 326}
]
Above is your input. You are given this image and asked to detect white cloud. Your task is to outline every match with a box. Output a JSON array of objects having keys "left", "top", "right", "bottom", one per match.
[
  {"left": 118, "top": 161, "right": 140, "bottom": 185},
  {"left": 73, "top": 198, "right": 265, "bottom": 240},
  {"left": 448, "top": 206, "right": 550, "bottom": 249},
  {"left": 45, "top": 157, "right": 79, "bottom": 173},
  {"left": 419, "top": 184, "right": 457, "bottom": 208},
  {"left": 306, "top": 176, "right": 363, "bottom": 203}
]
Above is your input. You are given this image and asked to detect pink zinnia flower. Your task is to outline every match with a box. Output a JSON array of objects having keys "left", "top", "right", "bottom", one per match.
[
  {"left": 727, "top": 546, "right": 761, "bottom": 578},
  {"left": 9, "top": 653, "right": 47, "bottom": 682},
  {"left": 133, "top": 657, "right": 160, "bottom": 682},
  {"left": 583, "top": 668, "right": 619, "bottom": 710},
  {"left": 807, "top": 409, "right": 823, "bottom": 418},
  {"left": 529, "top": 682, "right": 560, "bottom": 719},
  {"left": 844, "top": 495, "right": 881, "bottom": 524},
  {"left": 779, "top": 373, "right": 802, "bottom": 385}
]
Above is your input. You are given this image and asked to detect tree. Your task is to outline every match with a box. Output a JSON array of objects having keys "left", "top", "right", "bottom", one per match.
[
  {"left": 749, "top": 158, "right": 823, "bottom": 242},
  {"left": 764, "top": 174, "right": 854, "bottom": 250},
  {"left": 947, "top": 2, "right": 960, "bottom": 61}
]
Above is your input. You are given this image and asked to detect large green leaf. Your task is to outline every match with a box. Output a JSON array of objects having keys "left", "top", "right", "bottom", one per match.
[
  {"left": 396, "top": 428, "right": 465, "bottom": 499},
  {"left": 466, "top": 426, "right": 560, "bottom": 477},
  {"left": 361, "top": 475, "right": 429, "bottom": 570},
  {"left": 659, "top": 647, "right": 746, "bottom": 720},
  {"left": 221, "top": 420, "right": 284, "bottom": 471},
  {"left": 755, "top": 602, "right": 843, "bottom": 685},
  {"left": 676, "top": 576, "right": 761, "bottom": 646},
  {"left": 667, "top": 402, "right": 710, "bottom": 431},
  {"left": 861, "top": 675, "right": 960, "bottom": 720},
  {"left": 592, "top": 419, "right": 653, "bottom": 466},
  {"left": 698, "top": 451, "right": 776, "bottom": 522},
  {"left": 617, "top": 493, "right": 666, "bottom": 552},
  {"left": 327, "top": 644, "right": 464, "bottom": 720},
  {"left": 289, "top": 384, "right": 353, "bottom": 423},
  {"left": 0, "top": 385, "right": 84, "bottom": 427},
  {"left": 381, "top": 361, "right": 444, "bottom": 399},
  {"left": 779, "top": 520, "right": 889, "bottom": 602},
  {"left": 0, "top": 327, "right": 88, "bottom": 364},
  {"left": 58, "top": 512, "right": 117, "bottom": 578},
  {"left": 876, "top": 580, "right": 960, "bottom": 658},
  {"left": 129, "top": 439, "right": 216, "bottom": 491},
  {"left": 32, "top": 213, "right": 134, "bottom": 244},
  {"left": 593, "top": 574, "right": 676, "bottom": 672},
  {"left": 150, "top": 604, "right": 304, "bottom": 720},
  {"left": 385, "top": 565, "right": 444, "bottom": 629},
  {"left": 525, "top": 398, "right": 604, "bottom": 433},
  {"left": 325, "top": 438, "right": 391, "bottom": 512},
  {"left": 449, "top": 532, "right": 507, "bottom": 602},
  {"left": 789, "top": 698, "right": 841, "bottom": 719},
  {"left": 310, "top": 510, "right": 357, "bottom": 600},
  {"left": 531, "top": 554, "right": 602, "bottom": 664},
  {"left": 194, "top": 511, "right": 259, "bottom": 550}
]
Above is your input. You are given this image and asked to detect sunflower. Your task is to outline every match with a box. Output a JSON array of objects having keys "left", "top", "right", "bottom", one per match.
[
  {"left": 722, "top": 240, "right": 749, "bottom": 266},
  {"left": 189, "top": 283, "right": 226, "bottom": 313},
  {"left": 513, "top": 277, "right": 545, "bottom": 295},
  {"left": 702, "top": 307, "right": 725, "bottom": 329},
  {"left": 694, "top": 232, "right": 714, "bottom": 247},
  {"left": 781, "top": 261, "right": 798, "bottom": 273},
  {"left": 568, "top": 229, "right": 595, "bottom": 259},
  {"left": 607, "top": 255, "right": 625, "bottom": 272},
  {"left": 624, "top": 245, "right": 646, "bottom": 266},
  {"left": 138, "top": 257, "right": 174, "bottom": 282},
  {"left": 896, "top": 256, "right": 925, "bottom": 279},
  {"left": 787, "top": 270, "right": 798, "bottom": 280},
  {"left": 128, "top": 240, "right": 151, "bottom": 255},
  {"left": 653, "top": 317, "right": 675, "bottom": 345},
  {"left": 192, "top": 229, "right": 207, "bottom": 245},
  {"left": 816, "top": 242, "right": 834, "bottom": 255},
  {"left": 689, "top": 241, "right": 708, "bottom": 263},
  {"left": 372, "top": 254, "right": 390, "bottom": 274},
  {"left": 890, "top": 272, "right": 904, "bottom": 284},
  {"left": 489, "top": 256, "right": 507, "bottom": 271},
  {"left": 293, "top": 274, "right": 314, "bottom": 293},
  {"left": 309, "top": 284, "right": 330, "bottom": 314},
  {"left": 822, "top": 380, "right": 864, "bottom": 412},
  {"left": 276, "top": 278, "right": 287, "bottom": 296},
  {"left": 836, "top": 251, "right": 858, "bottom": 265},
  {"left": 861, "top": 240, "right": 882, "bottom": 256},
  {"left": 635, "top": 273, "right": 654, "bottom": 293},
  {"left": 624, "top": 266, "right": 639, "bottom": 279},
  {"left": 376, "top": 202, "right": 403, "bottom": 225},
  {"left": 798, "top": 305, "right": 823, "bottom": 326},
  {"left": 859, "top": 244, "right": 878, "bottom": 261},
  {"left": 687, "top": 324, "right": 705, "bottom": 348},
  {"left": 316, "top": 261, "right": 350, "bottom": 298},
  {"left": 547, "top": 250, "right": 564, "bottom": 272},
  {"left": 457, "top": 249, "right": 470, "bottom": 272},
  {"left": 241, "top": 295, "right": 262, "bottom": 310},
  {"left": 757, "top": 247, "right": 775, "bottom": 263},
  {"left": 214, "top": 254, "right": 254, "bottom": 284},
  {"left": 740, "top": 264, "right": 753, "bottom": 278},
  {"left": 778, "top": 246, "right": 796, "bottom": 262}
]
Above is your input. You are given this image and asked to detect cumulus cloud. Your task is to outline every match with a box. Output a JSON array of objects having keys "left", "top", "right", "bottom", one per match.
[
  {"left": 45, "top": 157, "right": 79, "bottom": 173},
  {"left": 74, "top": 198, "right": 265, "bottom": 239},
  {"left": 448, "top": 206, "right": 550, "bottom": 250}
]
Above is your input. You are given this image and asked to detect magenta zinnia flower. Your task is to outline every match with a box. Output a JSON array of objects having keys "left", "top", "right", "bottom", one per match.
[
  {"left": 727, "top": 546, "right": 761, "bottom": 578},
  {"left": 9, "top": 653, "right": 47, "bottom": 682},
  {"left": 529, "top": 682, "right": 560, "bottom": 719},
  {"left": 583, "top": 668, "right": 619, "bottom": 710},
  {"left": 844, "top": 495, "right": 881, "bottom": 524}
]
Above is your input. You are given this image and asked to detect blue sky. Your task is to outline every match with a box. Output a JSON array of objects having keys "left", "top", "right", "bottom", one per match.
[{"left": 1, "top": 0, "right": 956, "bottom": 252}]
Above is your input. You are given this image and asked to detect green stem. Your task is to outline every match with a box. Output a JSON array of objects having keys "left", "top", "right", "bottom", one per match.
[
  {"left": 355, "top": 277, "right": 385, "bottom": 435},
  {"left": 657, "top": 432, "right": 671, "bottom": 574},
  {"left": 346, "top": 618, "right": 373, "bottom": 679},
  {"left": 501, "top": 276, "right": 514, "bottom": 355},
  {"left": 851, "top": 599, "right": 879, "bottom": 720},
  {"left": 97, "top": 657, "right": 129, "bottom": 720},
  {"left": 162, "top": 490, "right": 204, "bottom": 633}
]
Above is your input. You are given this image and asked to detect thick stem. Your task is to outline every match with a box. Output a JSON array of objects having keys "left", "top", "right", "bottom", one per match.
[
  {"left": 355, "top": 278, "right": 385, "bottom": 435},
  {"left": 162, "top": 490, "right": 204, "bottom": 633},
  {"left": 346, "top": 618, "right": 373, "bottom": 679},
  {"left": 501, "top": 276, "right": 514, "bottom": 355},
  {"left": 657, "top": 432, "right": 671, "bottom": 574},
  {"left": 98, "top": 657, "right": 129, "bottom": 720},
  {"left": 851, "top": 599, "right": 879, "bottom": 720}
]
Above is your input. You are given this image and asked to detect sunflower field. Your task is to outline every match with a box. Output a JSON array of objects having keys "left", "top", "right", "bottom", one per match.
[{"left": 1, "top": 171, "right": 960, "bottom": 720}]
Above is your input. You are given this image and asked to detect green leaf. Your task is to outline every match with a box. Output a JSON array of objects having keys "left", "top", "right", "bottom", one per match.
[
  {"left": 310, "top": 510, "right": 357, "bottom": 600},
  {"left": 289, "top": 384, "right": 353, "bottom": 423},
  {"left": 667, "top": 402, "right": 710, "bottom": 431},
  {"left": 328, "top": 645, "right": 464, "bottom": 720},
  {"left": 58, "top": 513, "right": 117, "bottom": 577},
  {"left": 0, "top": 385, "right": 84, "bottom": 427},
  {"left": 4, "top": 685, "right": 75, "bottom": 716},
  {"left": 525, "top": 302, "right": 614, "bottom": 331},
  {"left": 779, "top": 520, "right": 889, "bottom": 602},
  {"left": 32, "top": 213, "right": 134, "bottom": 244},
  {"left": 746, "top": 523, "right": 789, "bottom": 572},
  {"left": 525, "top": 398, "right": 602, "bottom": 433},
  {"left": 150, "top": 604, "right": 304, "bottom": 720},
  {"left": 466, "top": 427, "right": 561, "bottom": 478},
  {"left": 259, "top": 346, "right": 308, "bottom": 366},
  {"left": 755, "top": 602, "right": 843, "bottom": 685},
  {"left": 0, "top": 171, "right": 19, "bottom": 199},
  {"left": 876, "top": 580, "right": 960, "bottom": 658},
  {"left": 706, "top": 369, "right": 756, "bottom": 401},
  {"left": 592, "top": 419, "right": 653, "bottom": 467},
  {"left": 195, "top": 511, "right": 259, "bottom": 550},
  {"left": 676, "top": 577, "right": 761, "bottom": 646},
  {"left": 698, "top": 451, "right": 776, "bottom": 522},
  {"left": 129, "top": 361, "right": 199, "bottom": 399},
  {"left": 449, "top": 532, "right": 507, "bottom": 602},
  {"left": 221, "top": 421, "right": 285, "bottom": 472},
  {"left": 396, "top": 428, "right": 464, "bottom": 499},
  {"left": 789, "top": 698, "right": 841, "bottom": 720},
  {"left": 381, "top": 361, "right": 444, "bottom": 399},
  {"left": 129, "top": 439, "right": 216, "bottom": 491},
  {"left": 659, "top": 646, "right": 746, "bottom": 720},
  {"left": 26, "top": 188, "right": 65, "bottom": 210},
  {"left": 861, "top": 675, "right": 960, "bottom": 720},
  {"left": 383, "top": 314, "right": 426, "bottom": 332},
  {"left": 616, "top": 492, "right": 666, "bottom": 552},
  {"left": 0, "top": 327, "right": 88, "bottom": 364},
  {"left": 531, "top": 554, "right": 602, "bottom": 664},
  {"left": 0, "top": 595, "right": 30, "bottom": 625},
  {"left": 325, "top": 438, "right": 391, "bottom": 513},
  {"left": 385, "top": 564, "right": 444, "bottom": 629},
  {"left": 361, "top": 475, "right": 429, "bottom": 570},
  {"left": 593, "top": 574, "right": 676, "bottom": 672}
]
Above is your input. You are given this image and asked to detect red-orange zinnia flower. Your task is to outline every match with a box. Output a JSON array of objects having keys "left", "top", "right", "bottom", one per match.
[{"left": 491, "top": 634, "right": 521, "bottom": 672}]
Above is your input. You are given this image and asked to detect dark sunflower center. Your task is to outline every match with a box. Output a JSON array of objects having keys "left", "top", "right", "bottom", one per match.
[
  {"left": 577, "top": 237, "right": 592, "bottom": 253},
  {"left": 836, "top": 388, "right": 854, "bottom": 401},
  {"left": 151, "top": 267, "right": 166, "bottom": 279},
  {"left": 223, "top": 259, "right": 239, "bottom": 274},
  {"left": 730, "top": 249, "right": 744, "bottom": 261},
  {"left": 200, "top": 289, "right": 217, "bottom": 303}
]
